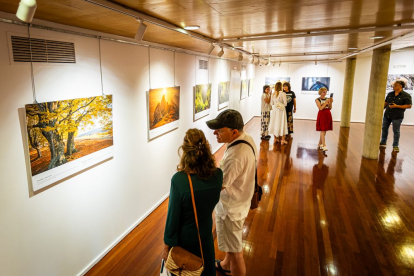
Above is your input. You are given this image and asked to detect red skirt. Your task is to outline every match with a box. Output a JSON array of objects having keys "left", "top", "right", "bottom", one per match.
[{"left": 316, "top": 109, "right": 333, "bottom": 131}]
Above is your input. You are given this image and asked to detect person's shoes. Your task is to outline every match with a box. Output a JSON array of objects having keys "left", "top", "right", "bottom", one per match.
[
  {"left": 215, "top": 259, "right": 231, "bottom": 276},
  {"left": 261, "top": 135, "right": 270, "bottom": 140},
  {"left": 318, "top": 144, "right": 323, "bottom": 150},
  {"left": 379, "top": 142, "right": 387, "bottom": 147},
  {"left": 265, "top": 135, "right": 271, "bottom": 139},
  {"left": 322, "top": 146, "right": 328, "bottom": 152},
  {"left": 393, "top": 146, "right": 399, "bottom": 152}
]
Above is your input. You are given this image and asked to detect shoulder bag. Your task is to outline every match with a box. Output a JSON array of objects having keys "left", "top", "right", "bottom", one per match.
[{"left": 165, "top": 173, "right": 204, "bottom": 276}]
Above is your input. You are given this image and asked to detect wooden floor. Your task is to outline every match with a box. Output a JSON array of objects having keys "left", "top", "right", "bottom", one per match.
[{"left": 86, "top": 118, "right": 414, "bottom": 276}]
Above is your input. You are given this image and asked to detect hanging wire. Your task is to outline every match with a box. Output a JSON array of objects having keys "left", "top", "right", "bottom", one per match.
[
  {"left": 148, "top": 47, "right": 151, "bottom": 89},
  {"left": 98, "top": 36, "right": 105, "bottom": 96},
  {"left": 174, "top": 51, "right": 176, "bottom": 87},
  {"left": 194, "top": 56, "right": 197, "bottom": 86},
  {"left": 207, "top": 57, "right": 209, "bottom": 84},
  {"left": 27, "top": 24, "right": 37, "bottom": 104}
]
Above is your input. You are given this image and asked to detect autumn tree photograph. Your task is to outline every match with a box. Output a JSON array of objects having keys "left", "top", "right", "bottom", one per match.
[{"left": 25, "top": 95, "right": 113, "bottom": 176}]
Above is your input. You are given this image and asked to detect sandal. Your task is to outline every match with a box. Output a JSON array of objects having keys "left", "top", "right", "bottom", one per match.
[
  {"left": 215, "top": 259, "right": 231, "bottom": 276},
  {"left": 318, "top": 144, "right": 323, "bottom": 150},
  {"left": 281, "top": 140, "right": 288, "bottom": 145},
  {"left": 322, "top": 146, "right": 328, "bottom": 152}
]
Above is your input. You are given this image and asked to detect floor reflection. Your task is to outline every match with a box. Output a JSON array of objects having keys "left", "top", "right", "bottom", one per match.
[{"left": 312, "top": 151, "right": 329, "bottom": 190}]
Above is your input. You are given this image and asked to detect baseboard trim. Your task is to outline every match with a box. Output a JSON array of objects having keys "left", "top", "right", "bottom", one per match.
[{"left": 78, "top": 192, "right": 170, "bottom": 276}]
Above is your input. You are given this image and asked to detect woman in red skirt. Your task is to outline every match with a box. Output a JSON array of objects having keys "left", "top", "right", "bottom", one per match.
[{"left": 315, "top": 87, "right": 333, "bottom": 152}]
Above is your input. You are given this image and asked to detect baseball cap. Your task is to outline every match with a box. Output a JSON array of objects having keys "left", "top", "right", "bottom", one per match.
[{"left": 206, "top": 109, "right": 244, "bottom": 130}]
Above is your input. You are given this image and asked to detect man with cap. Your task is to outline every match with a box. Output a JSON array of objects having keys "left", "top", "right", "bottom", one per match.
[
  {"left": 380, "top": 79, "right": 412, "bottom": 152},
  {"left": 206, "top": 109, "right": 257, "bottom": 276}
]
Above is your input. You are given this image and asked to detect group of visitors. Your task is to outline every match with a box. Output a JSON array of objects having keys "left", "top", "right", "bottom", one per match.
[
  {"left": 160, "top": 78, "right": 412, "bottom": 276},
  {"left": 260, "top": 82, "right": 296, "bottom": 142},
  {"left": 163, "top": 109, "right": 256, "bottom": 276},
  {"left": 261, "top": 81, "right": 333, "bottom": 152}
]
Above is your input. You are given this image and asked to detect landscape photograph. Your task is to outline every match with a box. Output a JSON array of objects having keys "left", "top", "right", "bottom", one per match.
[
  {"left": 302, "top": 77, "right": 330, "bottom": 92},
  {"left": 194, "top": 83, "right": 211, "bottom": 114},
  {"left": 149, "top": 86, "right": 180, "bottom": 130},
  {"left": 241, "top": 79, "right": 248, "bottom": 99},
  {"left": 25, "top": 95, "right": 113, "bottom": 176},
  {"left": 218, "top": 81, "right": 230, "bottom": 109},
  {"left": 248, "top": 78, "right": 254, "bottom": 96},
  {"left": 387, "top": 74, "right": 414, "bottom": 94}
]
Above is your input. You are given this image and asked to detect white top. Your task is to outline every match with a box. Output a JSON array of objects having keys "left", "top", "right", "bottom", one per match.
[
  {"left": 271, "top": 91, "right": 287, "bottom": 108},
  {"left": 261, "top": 93, "right": 271, "bottom": 112},
  {"left": 215, "top": 132, "right": 258, "bottom": 221}
]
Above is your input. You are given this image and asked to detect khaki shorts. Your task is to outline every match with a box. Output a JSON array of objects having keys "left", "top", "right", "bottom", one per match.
[{"left": 216, "top": 216, "right": 245, "bottom": 253}]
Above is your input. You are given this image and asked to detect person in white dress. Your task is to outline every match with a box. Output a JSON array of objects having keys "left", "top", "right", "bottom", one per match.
[{"left": 269, "top": 82, "right": 289, "bottom": 144}]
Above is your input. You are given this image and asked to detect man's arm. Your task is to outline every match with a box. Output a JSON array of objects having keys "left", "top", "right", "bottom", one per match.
[
  {"left": 389, "top": 104, "right": 412, "bottom": 109},
  {"left": 384, "top": 102, "right": 388, "bottom": 109},
  {"left": 220, "top": 158, "right": 243, "bottom": 190}
]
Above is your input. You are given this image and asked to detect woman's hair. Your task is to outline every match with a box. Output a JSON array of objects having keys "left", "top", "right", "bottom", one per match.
[
  {"left": 263, "top": 85, "right": 270, "bottom": 93},
  {"left": 318, "top": 87, "right": 327, "bottom": 95},
  {"left": 274, "top": 82, "right": 282, "bottom": 97},
  {"left": 177, "top": 128, "right": 217, "bottom": 179},
  {"left": 283, "top": 82, "right": 291, "bottom": 92}
]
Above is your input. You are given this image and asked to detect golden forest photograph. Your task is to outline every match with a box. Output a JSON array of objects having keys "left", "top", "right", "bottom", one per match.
[
  {"left": 148, "top": 87, "right": 180, "bottom": 130},
  {"left": 25, "top": 95, "right": 113, "bottom": 176}
]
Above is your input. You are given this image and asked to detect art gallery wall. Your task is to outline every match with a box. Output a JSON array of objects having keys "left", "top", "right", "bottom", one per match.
[
  {"left": 256, "top": 62, "right": 346, "bottom": 121},
  {"left": 255, "top": 48, "right": 414, "bottom": 125},
  {"left": 0, "top": 19, "right": 257, "bottom": 276}
]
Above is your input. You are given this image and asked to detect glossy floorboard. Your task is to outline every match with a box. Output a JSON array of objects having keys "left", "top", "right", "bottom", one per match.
[{"left": 86, "top": 118, "right": 414, "bottom": 276}]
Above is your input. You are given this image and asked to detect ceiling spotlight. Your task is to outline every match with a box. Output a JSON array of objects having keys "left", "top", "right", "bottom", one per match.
[
  {"left": 217, "top": 47, "right": 224, "bottom": 57},
  {"left": 273, "top": 62, "right": 275, "bottom": 67},
  {"left": 315, "top": 61, "right": 317, "bottom": 65},
  {"left": 207, "top": 44, "right": 215, "bottom": 55},
  {"left": 184, "top": 25, "right": 200, "bottom": 30},
  {"left": 238, "top": 53, "right": 243, "bottom": 62},
  {"left": 134, "top": 21, "right": 147, "bottom": 41},
  {"left": 279, "top": 62, "right": 281, "bottom": 67},
  {"left": 370, "top": 36, "right": 385, "bottom": 39},
  {"left": 265, "top": 60, "right": 270, "bottom": 66},
  {"left": 16, "top": 0, "right": 37, "bottom": 23},
  {"left": 251, "top": 56, "right": 255, "bottom": 64}
]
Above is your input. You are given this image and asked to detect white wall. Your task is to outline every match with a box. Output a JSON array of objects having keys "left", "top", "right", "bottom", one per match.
[
  {"left": 0, "top": 21, "right": 257, "bottom": 275},
  {"left": 255, "top": 49, "right": 414, "bottom": 125}
]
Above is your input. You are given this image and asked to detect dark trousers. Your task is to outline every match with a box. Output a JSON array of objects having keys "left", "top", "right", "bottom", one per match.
[{"left": 380, "top": 116, "right": 403, "bottom": 147}]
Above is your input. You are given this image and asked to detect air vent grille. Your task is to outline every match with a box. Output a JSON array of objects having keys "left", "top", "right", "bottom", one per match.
[
  {"left": 11, "top": 36, "right": 76, "bottom": 63},
  {"left": 199, "top": 60, "right": 208, "bottom": 70}
]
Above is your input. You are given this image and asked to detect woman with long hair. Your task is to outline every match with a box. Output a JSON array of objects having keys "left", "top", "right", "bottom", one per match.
[
  {"left": 315, "top": 87, "right": 333, "bottom": 152},
  {"left": 261, "top": 85, "right": 272, "bottom": 140},
  {"left": 283, "top": 82, "right": 297, "bottom": 136},
  {"left": 163, "top": 129, "right": 223, "bottom": 276},
  {"left": 269, "top": 81, "right": 288, "bottom": 144}
]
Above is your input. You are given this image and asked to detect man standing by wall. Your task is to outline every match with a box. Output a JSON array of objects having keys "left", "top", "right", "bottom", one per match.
[
  {"left": 206, "top": 109, "right": 257, "bottom": 276},
  {"left": 380, "top": 80, "right": 412, "bottom": 152}
]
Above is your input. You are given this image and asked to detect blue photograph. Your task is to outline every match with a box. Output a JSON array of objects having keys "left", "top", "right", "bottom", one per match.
[{"left": 302, "top": 77, "right": 330, "bottom": 92}]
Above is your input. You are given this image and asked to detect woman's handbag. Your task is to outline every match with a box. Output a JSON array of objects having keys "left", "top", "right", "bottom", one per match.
[{"left": 165, "top": 173, "right": 204, "bottom": 276}]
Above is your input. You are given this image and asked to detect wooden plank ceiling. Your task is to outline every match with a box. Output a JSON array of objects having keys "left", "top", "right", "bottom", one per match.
[{"left": 1, "top": 0, "right": 414, "bottom": 62}]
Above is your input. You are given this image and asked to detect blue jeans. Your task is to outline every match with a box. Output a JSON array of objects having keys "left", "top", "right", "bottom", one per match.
[{"left": 380, "top": 116, "right": 403, "bottom": 147}]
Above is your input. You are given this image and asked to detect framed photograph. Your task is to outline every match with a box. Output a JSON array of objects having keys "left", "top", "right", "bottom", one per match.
[
  {"left": 25, "top": 95, "right": 113, "bottom": 192},
  {"left": 387, "top": 74, "right": 414, "bottom": 95},
  {"left": 301, "top": 77, "right": 330, "bottom": 94},
  {"left": 148, "top": 86, "right": 180, "bottom": 140},
  {"left": 265, "top": 77, "right": 290, "bottom": 91},
  {"left": 194, "top": 83, "right": 212, "bottom": 121},
  {"left": 248, "top": 78, "right": 254, "bottom": 97},
  {"left": 240, "top": 79, "right": 248, "bottom": 100},
  {"left": 218, "top": 81, "right": 230, "bottom": 110}
]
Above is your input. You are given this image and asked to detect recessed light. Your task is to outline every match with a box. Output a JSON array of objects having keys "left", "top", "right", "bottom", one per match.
[
  {"left": 184, "top": 25, "right": 200, "bottom": 30},
  {"left": 348, "top": 47, "right": 358, "bottom": 50},
  {"left": 370, "top": 36, "right": 385, "bottom": 39}
]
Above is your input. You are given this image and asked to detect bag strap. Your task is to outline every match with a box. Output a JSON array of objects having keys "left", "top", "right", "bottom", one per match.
[
  {"left": 227, "top": 140, "right": 258, "bottom": 189},
  {"left": 186, "top": 173, "right": 204, "bottom": 266}
]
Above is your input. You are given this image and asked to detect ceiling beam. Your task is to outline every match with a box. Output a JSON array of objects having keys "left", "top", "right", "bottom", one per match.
[
  {"left": 339, "top": 30, "right": 414, "bottom": 60},
  {"left": 258, "top": 51, "right": 352, "bottom": 58},
  {"left": 218, "top": 24, "right": 414, "bottom": 43}
]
